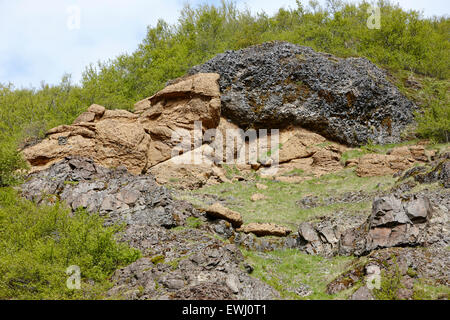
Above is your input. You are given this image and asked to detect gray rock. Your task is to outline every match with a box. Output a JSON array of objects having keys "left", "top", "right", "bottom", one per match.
[
  {"left": 189, "top": 41, "right": 415, "bottom": 146},
  {"left": 297, "top": 190, "right": 448, "bottom": 257},
  {"left": 350, "top": 286, "right": 374, "bottom": 300},
  {"left": 20, "top": 157, "right": 279, "bottom": 300}
]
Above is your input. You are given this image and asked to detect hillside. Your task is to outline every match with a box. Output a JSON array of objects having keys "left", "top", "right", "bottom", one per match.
[{"left": 0, "top": 1, "right": 449, "bottom": 300}]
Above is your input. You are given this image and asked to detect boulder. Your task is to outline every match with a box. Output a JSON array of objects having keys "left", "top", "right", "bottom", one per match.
[
  {"left": 205, "top": 203, "right": 243, "bottom": 228},
  {"left": 189, "top": 41, "right": 415, "bottom": 146},
  {"left": 338, "top": 194, "right": 435, "bottom": 256},
  {"left": 238, "top": 223, "right": 292, "bottom": 237}
]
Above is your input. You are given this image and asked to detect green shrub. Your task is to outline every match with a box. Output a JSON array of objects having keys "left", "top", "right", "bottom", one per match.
[
  {"left": 0, "top": 134, "right": 28, "bottom": 187},
  {"left": 0, "top": 187, "right": 140, "bottom": 299},
  {"left": 415, "top": 81, "right": 450, "bottom": 143},
  {"left": 372, "top": 263, "right": 404, "bottom": 300}
]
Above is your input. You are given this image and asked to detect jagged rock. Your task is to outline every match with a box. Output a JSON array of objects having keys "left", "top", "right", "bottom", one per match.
[
  {"left": 298, "top": 189, "right": 449, "bottom": 257},
  {"left": 399, "top": 153, "right": 450, "bottom": 188},
  {"left": 237, "top": 223, "right": 291, "bottom": 237},
  {"left": 339, "top": 193, "right": 445, "bottom": 256},
  {"left": 20, "top": 157, "right": 277, "bottom": 300},
  {"left": 205, "top": 203, "right": 243, "bottom": 228},
  {"left": 20, "top": 157, "right": 202, "bottom": 228},
  {"left": 109, "top": 225, "right": 279, "bottom": 300},
  {"left": 189, "top": 41, "right": 415, "bottom": 146}
]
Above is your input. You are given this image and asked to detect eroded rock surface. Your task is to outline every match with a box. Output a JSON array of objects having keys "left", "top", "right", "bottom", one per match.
[
  {"left": 21, "top": 73, "right": 222, "bottom": 176},
  {"left": 189, "top": 41, "right": 415, "bottom": 146}
]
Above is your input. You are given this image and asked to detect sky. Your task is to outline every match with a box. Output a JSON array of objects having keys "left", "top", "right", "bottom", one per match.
[{"left": 0, "top": 0, "right": 448, "bottom": 88}]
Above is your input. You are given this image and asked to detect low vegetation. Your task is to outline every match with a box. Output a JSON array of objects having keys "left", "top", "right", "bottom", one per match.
[
  {"left": 242, "top": 249, "right": 354, "bottom": 299},
  {"left": 0, "top": 0, "right": 448, "bottom": 300},
  {"left": 0, "top": 188, "right": 140, "bottom": 299},
  {"left": 179, "top": 168, "right": 396, "bottom": 230}
]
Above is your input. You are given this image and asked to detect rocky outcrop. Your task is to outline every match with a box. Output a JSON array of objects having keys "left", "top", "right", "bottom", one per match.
[
  {"left": 399, "top": 152, "right": 450, "bottom": 188},
  {"left": 21, "top": 73, "right": 222, "bottom": 176},
  {"left": 189, "top": 41, "right": 415, "bottom": 146},
  {"left": 20, "top": 156, "right": 197, "bottom": 228},
  {"left": 355, "top": 154, "right": 414, "bottom": 177},
  {"left": 108, "top": 226, "right": 279, "bottom": 300},
  {"left": 355, "top": 145, "right": 433, "bottom": 177},
  {"left": 339, "top": 195, "right": 434, "bottom": 256},
  {"left": 138, "top": 73, "right": 221, "bottom": 168},
  {"left": 298, "top": 189, "right": 449, "bottom": 257},
  {"left": 19, "top": 157, "right": 278, "bottom": 300},
  {"left": 149, "top": 144, "right": 229, "bottom": 189}
]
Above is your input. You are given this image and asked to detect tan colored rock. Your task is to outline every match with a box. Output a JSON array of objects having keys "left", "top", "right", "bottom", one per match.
[
  {"left": 149, "top": 145, "right": 228, "bottom": 189},
  {"left": 408, "top": 145, "right": 428, "bottom": 162},
  {"left": 255, "top": 183, "right": 268, "bottom": 190},
  {"left": 206, "top": 203, "right": 243, "bottom": 228},
  {"left": 278, "top": 127, "right": 325, "bottom": 163},
  {"left": 22, "top": 74, "right": 222, "bottom": 176},
  {"left": 356, "top": 154, "right": 413, "bottom": 177},
  {"left": 140, "top": 73, "right": 221, "bottom": 166},
  {"left": 251, "top": 193, "right": 268, "bottom": 202},
  {"left": 389, "top": 146, "right": 413, "bottom": 159},
  {"left": 46, "top": 124, "right": 96, "bottom": 138},
  {"left": 149, "top": 145, "right": 227, "bottom": 189},
  {"left": 103, "top": 109, "right": 138, "bottom": 120},
  {"left": 22, "top": 135, "right": 96, "bottom": 171},
  {"left": 87, "top": 104, "right": 106, "bottom": 116},
  {"left": 237, "top": 223, "right": 292, "bottom": 237},
  {"left": 389, "top": 145, "right": 429, "bottom": 163},
  {"left": 133, "top": 98, "right": 151, "bottom": 113},
  {"left": 310, "top": 146, "right": 343, "bottom": 176},
  {"left": 94, "top": 117, "right": 150, "bottom": 175},
  {"left": 150, "top": 73, "right": 220, "bottom": 104},
  {"left": 73, "top": 112, "right": 96, "bottom": 124},
  {"left": 345, "top": 158, "right": 359, "bottom": 167}
]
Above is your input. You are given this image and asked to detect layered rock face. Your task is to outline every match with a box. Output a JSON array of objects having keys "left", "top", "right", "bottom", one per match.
[
  {"left": 22, "top": 73, "right": 222, "bottom": 176},
  {"left": 189, "top": 41, "right": 415, "bottom": 146}
]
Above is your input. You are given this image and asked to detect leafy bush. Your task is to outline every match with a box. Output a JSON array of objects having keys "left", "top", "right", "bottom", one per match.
[
  {"left": 415, "top": 81, "right": 450, "bottom": 143},
  {"left": 0, "top": 134, "right": 28, "bottom": 187},
  {"left": 0, "top": 188, "right": 140, "bottom": 299}
]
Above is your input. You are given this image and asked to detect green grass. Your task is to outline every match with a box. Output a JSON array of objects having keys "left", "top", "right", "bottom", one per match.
[
  {"left": 0, "top": 187, "right": 140, "bottom": 300},
  {"left": 242, "top": 249, "right": 354, "bottom": 299},
  {"left": 178, "top": 169, "right": 395, "bottom": 230},
  {"left": 413, "top": 280, "right": 450, "bottom": 300}
]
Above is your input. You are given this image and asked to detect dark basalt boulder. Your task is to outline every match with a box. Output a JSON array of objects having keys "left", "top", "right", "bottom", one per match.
[{"left": 189, "top": 41, "right": 415, "bottom": 146}]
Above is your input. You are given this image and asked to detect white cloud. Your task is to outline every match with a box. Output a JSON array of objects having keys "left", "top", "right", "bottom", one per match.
[{"left": 0, "top": 0, "right": 448, "bottom": 88}]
